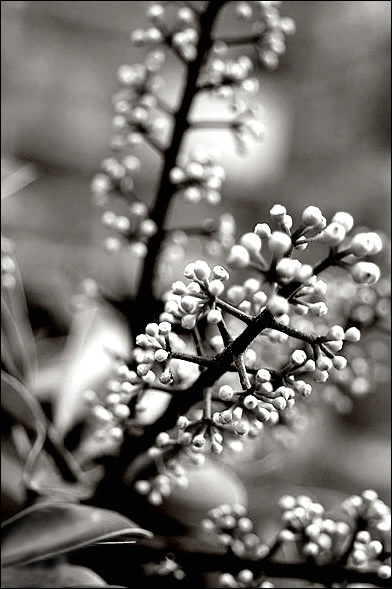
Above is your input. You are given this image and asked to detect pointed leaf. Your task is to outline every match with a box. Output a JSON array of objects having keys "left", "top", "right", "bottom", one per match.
[
  {"left": 1, "top": 371, "right": 91, "bottom": 499},
  {"left": 1, "top": 502, "right": 153, "bottom": 567},
  {"left": 53, "top": 302, "right": 131, "bottom": 439},
  {"left": 1, "top": 563, "right": 108, "bottom": 588}
]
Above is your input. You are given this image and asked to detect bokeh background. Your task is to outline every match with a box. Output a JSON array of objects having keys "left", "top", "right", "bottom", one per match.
[{"left": 1, "top": 0, "right": 391, "bottom": 522}]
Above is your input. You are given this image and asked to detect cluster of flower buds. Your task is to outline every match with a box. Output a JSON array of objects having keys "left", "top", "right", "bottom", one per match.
[
  {"left": 277, "top": 494, "right": 352, "bottom": 564},
  {"left": 349, "top": 530, "right": 390, "bottom": 579},
  {"left": 234, "top": 1, "right": 296, "bottom": 70},
  {"left": 219, "top": 570, "right": 274, "bottom": 588},
  {"left": 235, "top": 113, "right": 265, "bottom": 154},
  {"left": 213, "top": 372, "right": 295, "bottom": 437},
  {"left": 170, "top": 150, "right": 226, "bottom": 206},
  {"left": 341, "top": 491, "right": 391, "bottom": 580},
  {"left": 134, "top": 444, "right": 189, "bottom": 506},
  {"left": 84, "top": 361, "right": 137, "bottom": 442},
  {"left": 99, "top": 200, "right": 157, "bottom": 257},
  {"left": 134, "top": 320, "right": 196, "bottom": 386},
  {"left": 112, "top": 99, "right": 167, "bottom": 151},
  {"left": 200, "top": 53, "right": 259, "bottom": 99},
  {"left": 176, "top": 414, "right": 227, "bottom": 457},
  {"left": 116, "top": 49, "right": 165, "bottom": 104},
  {"left": 144, "top": 554, "right": 186, "bottom": 580},
  {"left": 201, "top": 504, "right": 269, "bottom": 560},
  {"left": 227, "top": 205, "right": 383, "bottom": 319},
  {"left": 1, "top": 237, "right": 17, "bottom": 291},
  {"left": 160, "top": 260, "right": 230, "bottom": 329},
  {"left": 91, "top": 155, "right": 141, "bottom": 205},
  {"left": 131, "top": 3, "right": 199, "bottom": 62},
  {"left": 337, "top": 277, "right": 390, "bottom": 332}
]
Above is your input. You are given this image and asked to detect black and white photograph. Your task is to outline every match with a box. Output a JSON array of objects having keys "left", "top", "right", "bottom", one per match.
[{"left": 1, "top": 2, "right": 391, "bottom": 587}]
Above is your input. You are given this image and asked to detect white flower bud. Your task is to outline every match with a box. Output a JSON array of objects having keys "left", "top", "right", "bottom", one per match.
[
  {"left": 227, "top": 285, "right": 245, "bottom": 304},
  {"left": 181, "top": 314, "right": 197, "bottom": 329},
  {"left": 302, "top": 205, "right": 323, "bottom": 226},
  {"left": 208, "top": 279, "right": 225, "bottom": 296},
  {"left": 351, "top": 262, "right": 380, "bottom": 284},
  {"left": 344, "top": 327, "right": 361, "bottom": 342},
  {"left": 154, "top": 349, "right": 169, "bottom": 362},
  {"left": 254, "top": 223, "right": 272, "bottom": 238},
  {"left": 243, "top": 395, "right": 258, "bottom": 410},
  {"left": 219, "top": 385, "right": 234, "bottom": 401},
  {"left": 193, "top": 259, "right": 211, "bottom": 280},
  {"left": 170, "top": 166, "right": 186, "bottom": 184},
  {"left": 268, "top": 231, "right": 292, "bottom": 256},
  {"left": 212, "top": 265, "right": 230, "bottom": 281},
  {"left": 318, "top": 222, "right": 346, "bottom": 246},
  {"left": 256, "top": 368, "right": 271, "bottom": 383},
  {"left": 227, "top": 245, "right": 250, "bottom": 268},
  {"left": 240, "top": 232, "right": 262, "bottom": 254},
  {"left": 135, "top": 480, "right": 151, "bottom": 495},
  {"left": 183, "top": 262, "right": 195, "bottom": 278},
  {"left": 291, "top": 349, "right": 307, "bottom": 365},
  {"left": 267, "top": 294, "right": 290, "bottom": 316},
  {"left": 332, "top": 355, "right": 347, "bottom": 370},
  {"left": 113, "top": 404, "right": 131, "bottom": 420},
  {"left": 331, "top": 211, "right": 354, "bottom": 232},
  {"left": 316, "top": 356, "right": 333, "bottom": 371},
  {"left": 207, "top": 308, "right": 222, "bottom": 324},
  {"left": 139, "top": 219, "right": 158, "bottom": 237},
  {"left": 270, "top": 204, "right": 287, "bottom": 221}
]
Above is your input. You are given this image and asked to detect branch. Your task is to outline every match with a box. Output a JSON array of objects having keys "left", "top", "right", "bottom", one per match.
[
  {"left": 126, "top": 544, "right": 391, "bottom": 587},
  {"left": 132, "top": 0, "right": 228, "bottom": 336}
]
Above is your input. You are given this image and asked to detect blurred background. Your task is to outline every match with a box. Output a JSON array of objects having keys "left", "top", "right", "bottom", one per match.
[{"left": 1, "top": 1, "right": 391, "bottom": 517}]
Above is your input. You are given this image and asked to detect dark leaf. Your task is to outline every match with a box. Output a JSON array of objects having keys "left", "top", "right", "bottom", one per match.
[{"left": 1, "top": 502, "right": 153, "bottom": 567}]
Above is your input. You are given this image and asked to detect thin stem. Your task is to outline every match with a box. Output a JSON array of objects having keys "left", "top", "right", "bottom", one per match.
[
  {"left": 192, "top": 325, "right": 205, "bottom": 356},
  {"left": 216, "top": 298, "right": 253, "bottom": 324},
  {"left": 170, "top": 351, "right": 214, "bottom": 368},
  {"left": 268, "top": 315, "right": 321, "bottom": 345},
  {"left": 214, "top": 33, "right": 261, "bottom": 46},
  {"left": 189, "top": 120, "right": 234, "bottom": 129}
]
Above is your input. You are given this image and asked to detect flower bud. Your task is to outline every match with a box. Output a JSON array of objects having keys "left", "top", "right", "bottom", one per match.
[
  {"left": 351, "top": 262, "right": 380, "bottom": 284},
  {"left": 268, "top": 231, "right": 292, "bottom": 257},
  {"left": 227, "top": 245, "right": 250, "bottom": 268}
]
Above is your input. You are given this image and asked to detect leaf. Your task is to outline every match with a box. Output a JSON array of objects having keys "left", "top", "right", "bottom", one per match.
[
  {"left": 1, "top": 562, "right": 108, "bottom": 588},
  {"left": 1, "top": 249, "right": 37, "bottom": 385},
  {"left": 53, "top": 302, "right": 131, "bottom": 439},
  {"left": 1, "top": 371, "right": 46, "bottom": 434},
  {"left": 1, "top": 371, "right": 92, "bottom": 499},
  {"left": 1, "top": 502, "right": 153, "bottom": 567}
]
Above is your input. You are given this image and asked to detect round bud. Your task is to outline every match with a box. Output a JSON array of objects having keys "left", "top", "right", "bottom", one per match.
[
  {"left": 302, "top": 205, "right": 323, "bottom": 226},
  {"left": 331, "top": 211, "right": 354, "bottom": 232},
  {"left": 208, "top": 279, "right": 225, "bottom": 296},
  {"left": 344, "top": 327, "right": 361, "bottom": 342},
  {"left": 270, "top": 204, "right": 286, "bottom": 221},
  {"left": 193, "top": 259, "right": 211, "bottom": 280},
  {"left": 240, "top": 232, "right": 262, "bottom": 254},
  {"left": 219, "top": 385, "right": 234, "bottom": 401},
  {"left": 351, "top": 262, "right": 380, "bottom": 284},
  {"left": 227, "top": 245, "right": 250, "bottom": 268},
  {"left": 135, "top": 480, "right": 151, "bottom": 495},
  {"left": 268, "top": 231, "right": 292, "bottom": 257},
  {"left": 254, "top": 223, "right": 272, "bottom": 238},
  {"left": 207, "top": 309, "right": 222, "bottom": 324},
  {"left": 291, "top": 349, "right": 307, "bottom": 365}
]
